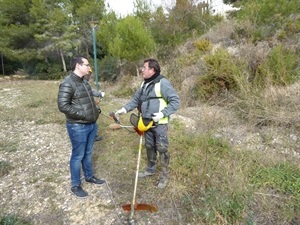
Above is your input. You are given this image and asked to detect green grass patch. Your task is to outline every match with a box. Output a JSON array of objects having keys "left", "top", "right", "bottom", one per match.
[
  {"left": 0, "top": 161, "right": 13, "bottom": 177},
  {"left": 250, "top": 162, "right": 300, "bottom": 198},
  {"left": 187, "top": 189, "right": 252, "bottom": 224},
  {"left": 0, "top": 214, "right": 32, "bottom": 225},
  {"left": 0, "top": 141, "right": 18, "bottom": 153}
]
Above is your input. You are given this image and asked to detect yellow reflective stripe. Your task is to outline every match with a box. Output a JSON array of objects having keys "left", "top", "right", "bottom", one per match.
[{"left": 154, "top": 83, "right": 168, "bottom": 124}]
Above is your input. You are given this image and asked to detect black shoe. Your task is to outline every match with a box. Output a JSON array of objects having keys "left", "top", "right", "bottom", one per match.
[
  {"left": 94, "top": 136, "right": 103, "bottom": 142},
  {"left": 71, "top": 186, "right": 88, "bottom": 198},
  {"left": 85, "top": 176, "right": 106, "bottom": 185}
]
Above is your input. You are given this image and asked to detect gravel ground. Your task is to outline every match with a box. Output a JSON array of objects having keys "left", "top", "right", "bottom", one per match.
[{"left": 0, "top": 120, "right": 126, "bottom": 224}]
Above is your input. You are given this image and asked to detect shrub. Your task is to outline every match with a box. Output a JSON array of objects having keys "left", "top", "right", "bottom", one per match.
[
  {"left": 254, "top": 44, "right": 299, "bottom": 88},
  {"left": 31, "top": 63, "right": 64, "bottom": 80},
  {"left": 193, "top": 48, "right": 247, "bottom": 100},
  {"left": 98, "top": 56, "right": 118, "bottom": 81},
  {"left": 111, "top": 76, "right": 136, "bottom": 97},
  {"left": 193, "top": 39, "right": 212, "bottom": 52}
]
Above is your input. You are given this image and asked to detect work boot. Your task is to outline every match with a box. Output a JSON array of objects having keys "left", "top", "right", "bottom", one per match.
[
  {"left": 138, "top": 171, "right": 155, "bottom": 178},
  {"left": 157, "top": 165, "right": 168, "bottom": 189},
  {"left": 71, "top": 185, "right": 88, "bottom": 198},
  {"left": 157, "top": 175, "right": 168, "bottom": 189}
]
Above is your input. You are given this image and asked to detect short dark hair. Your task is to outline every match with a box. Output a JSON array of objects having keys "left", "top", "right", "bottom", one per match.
[
  {"left": 70, "top": 56, "right": 86, "bottom": 71},
  {"left": 144, "top": 58, "right": 160, "bottom": 74}
]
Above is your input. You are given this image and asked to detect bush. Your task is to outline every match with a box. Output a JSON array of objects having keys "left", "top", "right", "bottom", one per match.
[
  {"left": 193, "top": 39, "right": 212, "bottom": 52},
  {"left": 253, "top": 44, "right": 299, "bottom": 88},
  {"left": 193, "top": 48, "right": 247, "bottom": 100},
  {"left": 32, "top": 63, "right": 64, "bottom": 80},
  {"left": 235, "top": 0, "right": 300, "bottom": 39},
  {"left": 98, "top": 56, "right": 118, "bottom": 81}
]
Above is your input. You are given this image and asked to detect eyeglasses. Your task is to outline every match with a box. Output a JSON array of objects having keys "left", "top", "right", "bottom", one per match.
[
  {"left": 142, "top": 66, "right": 151, "bottom": 70},
  {"left": 82, "top": 63, "right": 90, "bottom": 67}
]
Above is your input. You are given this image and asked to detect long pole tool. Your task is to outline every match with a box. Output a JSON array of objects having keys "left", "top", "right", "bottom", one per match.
[
  {"left": 109, "top": 112, "right": 158, "bottom": 223},
  {"left": 121, "top": 132, "right": 158, "bottom": 224}
]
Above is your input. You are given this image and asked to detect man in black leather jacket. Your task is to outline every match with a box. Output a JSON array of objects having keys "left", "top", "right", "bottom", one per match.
[
  {"left": 84, "top": 72, "right": 105, "bottom": 142},
  {"left": 58, "top": 56, "right": 105, "bottom": 198}
]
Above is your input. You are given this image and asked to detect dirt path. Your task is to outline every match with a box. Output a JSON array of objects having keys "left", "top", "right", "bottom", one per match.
[
  {"left": 0, "top": 81, "right": 178, "bottom": 225},
  {"left": 0, "top": 120, "right": 125, "bottom": 224}
]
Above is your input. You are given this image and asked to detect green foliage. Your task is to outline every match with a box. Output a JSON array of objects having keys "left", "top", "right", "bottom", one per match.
[
  {"left": 193, "top": 189, "right": 251, "bottom": 224},
  {"left": 0, "top": 0, "right": 31, "bottom": 25},
  {"left": 31, "top": 63, "right": 64, "bottom": 80},
  {"left": 112, "top": 86, "right": 135, "bottom": 98},
  {"left": 0, "top": 214, "right": 32, "bottom": 225},
  {"left": 109, "top": 16, "right": 156, "bottom": 61},
  {"left": 30, "top": 0, "right": 80, "bottom": 71},
  {"left": 145, "top": 3, "right": 220, "bottom": 60},
  {"left": 194, "top": 48, "right": 247, "bottom": 100},
  {"left": 133, "top": 0, "right": 152, "bottom": 22},
  {"left": 0, "top": 0, "right": 36, "bottom": 69},
  {"left": 235, "top": 0, "right": 300, "bottom": 38},
  {"left": 193, "top": 39, "right": 212, "bottom": 52},
  {"left": 0, "top": 140, "right": 18, "bottom": 153},
  {"left": 250, "top": 162, "right": 300, "bottom": 198},
  {"left": 73, "top": 0, "right": 105, "bottom": 25},
  {"left": 170, "top": 131, "right": 255, "bottom": 224},
  {"left": 112, "top": 76, "right": 136, "bottom": 98},
  {"left": 171, "top": 133, "right": 231, "bottom": 186},
  {"left": 97, "top": 13, "right": 118, "bottom": 55},
  {"left": 253, "top": 44, "right": 299, "bottom": 88},
  {"left": 0, "top": 160, "right": 13, "bottom": 177},
  {"left": 98, "top": 56, "right": 118, "bottom": 81}
]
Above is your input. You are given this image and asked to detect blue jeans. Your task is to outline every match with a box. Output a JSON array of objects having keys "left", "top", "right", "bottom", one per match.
[{"left": 66, "top": 122, "right": 98, "bottom": 187}]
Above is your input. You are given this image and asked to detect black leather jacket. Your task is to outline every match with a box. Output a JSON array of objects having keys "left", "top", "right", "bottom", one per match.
[{"left": 57, "top": 72, "right": 99, "bottom": 124}]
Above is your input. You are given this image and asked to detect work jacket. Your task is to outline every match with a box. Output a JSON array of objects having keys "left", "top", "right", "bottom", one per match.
[
  {"left": 124, "top": 75, "right": 180, "bottom": 124},
  {"left": 57, "top": 72, "right": 99, "bottom": 124}
]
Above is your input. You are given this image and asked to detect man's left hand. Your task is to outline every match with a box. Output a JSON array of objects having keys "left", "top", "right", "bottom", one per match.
[{"left": 152, "top": 112, "right": 164, "bottom": 122}]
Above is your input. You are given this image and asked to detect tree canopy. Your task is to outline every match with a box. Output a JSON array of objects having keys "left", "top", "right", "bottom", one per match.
[{"left": 0, "top": 0, "right": 219, "bottom": 78}]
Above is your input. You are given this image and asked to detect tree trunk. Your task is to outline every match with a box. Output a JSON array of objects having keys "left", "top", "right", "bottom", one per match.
[
  {"left": 1, "top": 53, "right": 4, "bottom": 75},
  {"left": 60, "top": 50, "right": 67, "bottom": 72},
  {"left": 85, "top": 44, "right": 89, "bottom": 59},
  {"left": 136, "top": 64, "right": 139, "bottom": 77}
]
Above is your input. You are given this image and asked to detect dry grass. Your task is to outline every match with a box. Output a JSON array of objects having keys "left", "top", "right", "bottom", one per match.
[
  {"left": 0, "top": 78, "right": 299, "bottom": 225},
  {"left": 233, "top": 81, "right": 300, "bottom": 128}
]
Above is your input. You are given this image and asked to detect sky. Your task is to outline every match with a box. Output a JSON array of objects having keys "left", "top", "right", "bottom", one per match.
[
  {"left": 105, "top": 0, "right": 239, "bottom": 17},
  {"left": 105, "top": 0, "right": 167, "bottom": 17}
]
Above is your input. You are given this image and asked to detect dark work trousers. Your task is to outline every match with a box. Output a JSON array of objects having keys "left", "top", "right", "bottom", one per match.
[{"left": 144, "top": 124, "right": 170, "bottom": 178}]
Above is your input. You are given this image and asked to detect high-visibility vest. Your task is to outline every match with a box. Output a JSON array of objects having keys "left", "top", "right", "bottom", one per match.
[{"left": 140, "top": 76, "right": 168, "bottom": 124}]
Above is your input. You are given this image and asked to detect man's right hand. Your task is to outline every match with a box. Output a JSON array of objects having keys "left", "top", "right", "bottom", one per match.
[{"left": 116, "top": 107, "right": 127, "bottom": 115}]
